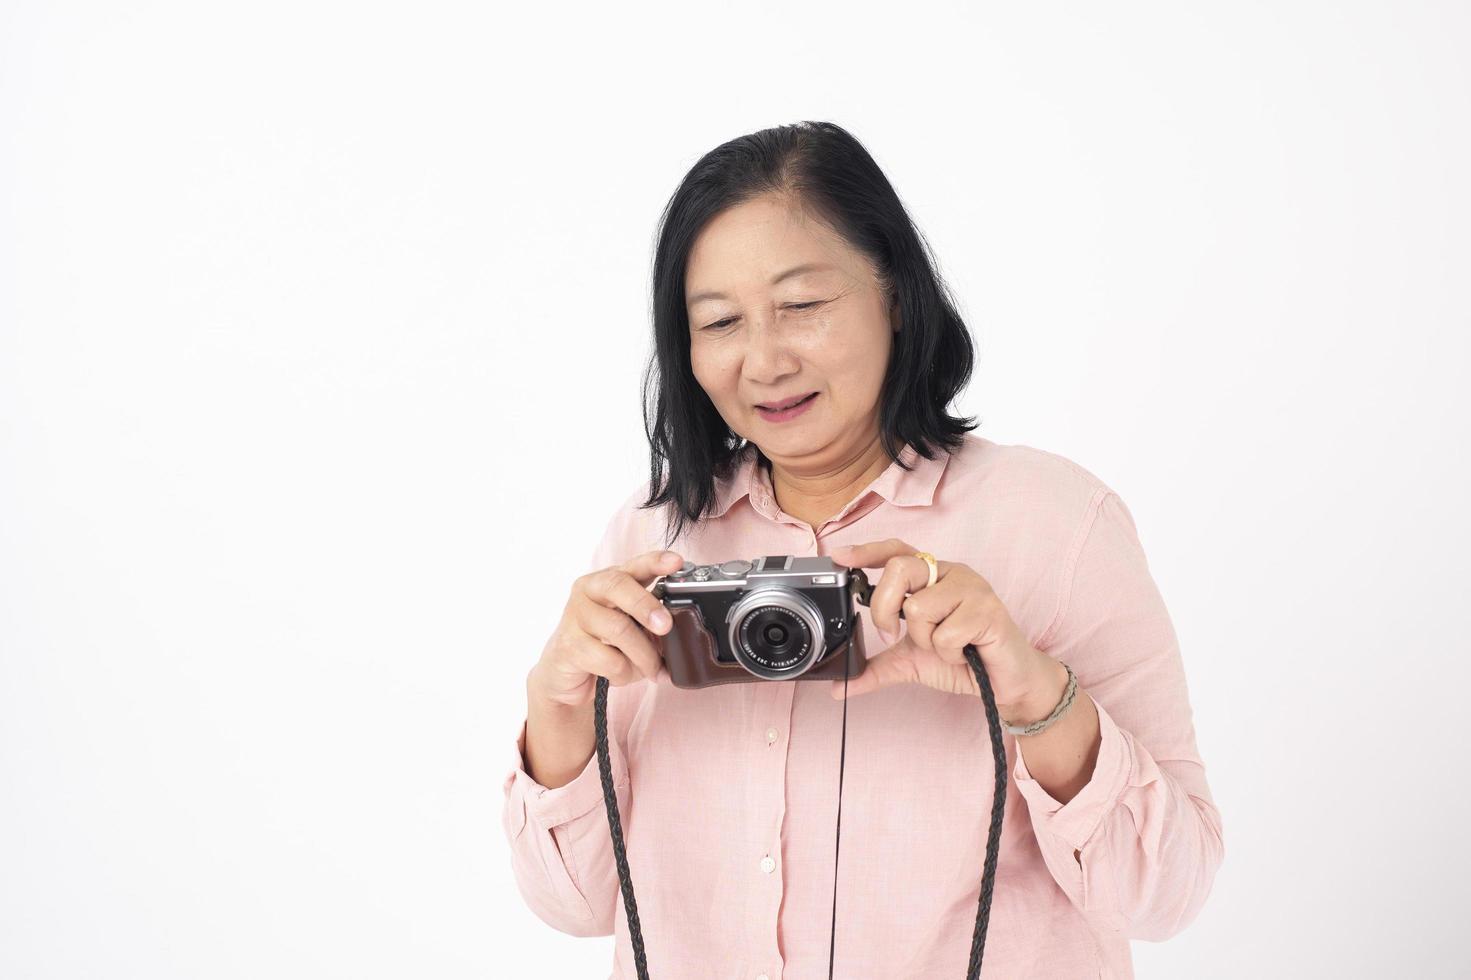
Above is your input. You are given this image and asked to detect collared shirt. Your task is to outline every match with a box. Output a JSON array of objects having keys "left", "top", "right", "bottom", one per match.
[{"left": 501, "top": 433, "right": 1223, "bottom": 979}]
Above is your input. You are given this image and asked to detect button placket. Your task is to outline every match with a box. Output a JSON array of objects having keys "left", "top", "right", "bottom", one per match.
[{"left": 755, "top": 679, "right": 796, "bottom": 971}]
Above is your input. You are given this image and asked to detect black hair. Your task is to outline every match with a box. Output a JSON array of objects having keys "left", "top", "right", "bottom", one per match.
[{"left": 638, "top": 120, "right": 979, "bottom": 547}]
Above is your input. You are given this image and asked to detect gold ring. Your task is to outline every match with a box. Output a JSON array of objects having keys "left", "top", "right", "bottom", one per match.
[{"left": 913, "top": 551, "right": 938, "bottom": 589}]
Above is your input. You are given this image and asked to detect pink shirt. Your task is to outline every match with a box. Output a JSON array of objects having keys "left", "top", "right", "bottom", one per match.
[{"left": 502, "top": 433, "right": 1223, "bottom": 979}]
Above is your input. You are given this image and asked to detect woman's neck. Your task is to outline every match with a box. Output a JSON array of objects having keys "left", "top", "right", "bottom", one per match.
[{"left": 763, "top": 434, "right": 897, "bottom": 531}]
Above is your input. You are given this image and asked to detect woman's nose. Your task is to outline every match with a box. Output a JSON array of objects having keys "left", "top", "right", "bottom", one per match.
[{"left": 741, "top": 315, "right": 798, "bottom": 381}]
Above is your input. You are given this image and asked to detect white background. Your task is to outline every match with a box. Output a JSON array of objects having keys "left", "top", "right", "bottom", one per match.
[{"left": 2, "top": 1, "right": 1467, "bottom": 977}]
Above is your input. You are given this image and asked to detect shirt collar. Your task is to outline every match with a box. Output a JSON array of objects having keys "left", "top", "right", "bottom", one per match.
[{"left": 710, "top": 439, "right": 950, "bottom": 520}]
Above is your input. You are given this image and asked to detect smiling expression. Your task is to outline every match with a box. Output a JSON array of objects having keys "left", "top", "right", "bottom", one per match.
[{"left": 684, "top": 192, "right": 899, "bottom": 457}]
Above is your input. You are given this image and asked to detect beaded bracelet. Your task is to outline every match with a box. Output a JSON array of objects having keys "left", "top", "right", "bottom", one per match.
[{"left": 1002, "top": 661, "right": 1078, "bottom": 736}]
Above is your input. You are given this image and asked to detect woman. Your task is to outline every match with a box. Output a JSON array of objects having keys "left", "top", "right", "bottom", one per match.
[{"left": 502, "top": 121, "right": 1223, "bottom": 979}]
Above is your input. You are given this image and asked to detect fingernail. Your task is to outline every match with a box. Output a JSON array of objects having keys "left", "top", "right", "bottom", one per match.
[{"left": 652, "top": 609, "right": 671, "bottom": 629}]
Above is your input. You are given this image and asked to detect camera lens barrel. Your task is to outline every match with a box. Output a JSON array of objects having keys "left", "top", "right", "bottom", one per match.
[{"left": 726, "top": 587, "right": 826, "bottom": 679}]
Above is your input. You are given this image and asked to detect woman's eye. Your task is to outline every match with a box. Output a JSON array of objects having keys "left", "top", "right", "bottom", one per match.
[{"left": 700, "top": 302, "right": 823, "bottom": 331}]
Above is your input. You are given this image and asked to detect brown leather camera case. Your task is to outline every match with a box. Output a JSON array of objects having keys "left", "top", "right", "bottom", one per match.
[{"left": 659, "top": 606, "right": 870, "bottom": 689}]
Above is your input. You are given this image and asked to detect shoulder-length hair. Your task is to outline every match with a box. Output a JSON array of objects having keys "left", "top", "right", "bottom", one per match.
[{"left": 638, "top": 120, "right": 978, "bottom": 548}]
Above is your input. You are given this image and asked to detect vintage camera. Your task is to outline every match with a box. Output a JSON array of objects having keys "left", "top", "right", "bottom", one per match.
[{"left": 651, "top": 554, "right": 872, "bottom": 689}]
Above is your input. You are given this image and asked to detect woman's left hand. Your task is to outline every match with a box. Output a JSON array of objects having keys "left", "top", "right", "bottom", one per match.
[{"left": 827, "top": 539, "right": 1055, "bottom": 708}]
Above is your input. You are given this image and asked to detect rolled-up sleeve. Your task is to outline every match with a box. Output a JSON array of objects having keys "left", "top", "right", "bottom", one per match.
[
  {"left": 500, "top": 489, "right": 651, "bottom": 936},
  {"left": 1014, "top": 487, "right": 1224, "bottom": 942},
  {"left": 501, "top": 706, "right": 633, "bottom": 936}
]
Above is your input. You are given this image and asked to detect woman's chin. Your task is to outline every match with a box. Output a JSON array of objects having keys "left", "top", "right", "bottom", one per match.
[{"left": 753, "top": 427, "right": 831, "bottom": 457}]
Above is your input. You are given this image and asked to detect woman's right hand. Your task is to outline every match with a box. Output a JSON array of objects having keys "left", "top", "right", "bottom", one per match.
[{"left": 528, "top": 549, "right": 686, "bottom": 708}]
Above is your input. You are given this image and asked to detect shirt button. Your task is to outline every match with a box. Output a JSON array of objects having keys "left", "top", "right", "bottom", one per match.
[
  {"left": 760, "top": 855, "right": 776, "bottom": 874},
  {"left": 765, "top": 727, "right": 779, "bottom": 744},
  {"left": 757, "top": 975, "right": 770, "bottom": 980}
]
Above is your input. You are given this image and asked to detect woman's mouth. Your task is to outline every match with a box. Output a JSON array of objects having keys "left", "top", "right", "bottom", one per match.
[{"left": 756, "top": 391, "right": 819, "bottom": 422}]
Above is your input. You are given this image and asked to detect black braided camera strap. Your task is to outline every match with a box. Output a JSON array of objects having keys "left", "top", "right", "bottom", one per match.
[{"left": 593, "top": 626, "right": 1007, "bottom": 979}]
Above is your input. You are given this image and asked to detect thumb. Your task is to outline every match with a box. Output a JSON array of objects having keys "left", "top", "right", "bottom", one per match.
[
  {"left": 620, "top": 549, "right": 685, "bottom": 587},
  {"left": 830, "top": 646, "right": 918, "bottom": 700}
]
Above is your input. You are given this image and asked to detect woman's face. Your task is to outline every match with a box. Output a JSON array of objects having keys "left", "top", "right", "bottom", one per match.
[{"left": 684, "top": 193, "right": 898, "bottom": 462}]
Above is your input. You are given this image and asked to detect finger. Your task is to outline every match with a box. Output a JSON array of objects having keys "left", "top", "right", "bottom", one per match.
[
  {"left": 564, "top": 630, "right": 648, "bottom": 687},
  {"left": 868, "top": 553, "right": 933, "bottom": 638},
  {"left": 585, "top": 561, "right": 680, "bottom": 636},
  {"left": 930, "top": 599, "right": 985, "bottom": 665},
  {"left": 897, "top": 576, "right": 966, "bottom": 658},
  {"left": 828, "top": 538, "right": 915, "bottom": 570},
  {"left": 618, "top": 549, "right": 687, "bottom": 588},
  {"left": 830, "top": 646, "right": 919, "bottom": 700},
  {"left": 575, "top": 597, "right": 664, "bottom": 681}
]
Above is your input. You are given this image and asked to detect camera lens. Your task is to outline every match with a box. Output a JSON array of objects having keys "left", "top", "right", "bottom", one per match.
[
  {"left": 726, "top": 587, "right": 825, "bottom": 680},
  {"left": 740, "top": 606, "right": 808, "bottom": 673}
]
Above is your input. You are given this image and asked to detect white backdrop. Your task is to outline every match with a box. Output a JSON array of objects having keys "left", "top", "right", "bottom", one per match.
[{"left": 2, "top": 2, "right": 1467, "bottom": 977}]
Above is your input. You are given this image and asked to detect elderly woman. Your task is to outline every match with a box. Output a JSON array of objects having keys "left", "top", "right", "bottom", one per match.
[{"left": 502, "top": 121, "right": 1223, "bottom": 979}]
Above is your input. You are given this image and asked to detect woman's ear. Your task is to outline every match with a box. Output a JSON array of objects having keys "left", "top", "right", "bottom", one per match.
[{"left": 889, "top": 294, "right": 902, "bottom": 333}]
